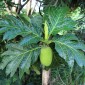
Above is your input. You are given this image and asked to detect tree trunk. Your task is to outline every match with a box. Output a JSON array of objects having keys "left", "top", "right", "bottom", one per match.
[
  {"left": 42, "top": 69, "right": 51, "bottom": 85},
  {"left": 3, "top": 0, "right": 12, "bottom": 14},
  {"left": 26, "top": 0, "right": 31, "bottom": 16},
  {"left": 16, "top": 0, "right": 21, "bottom": 14}
]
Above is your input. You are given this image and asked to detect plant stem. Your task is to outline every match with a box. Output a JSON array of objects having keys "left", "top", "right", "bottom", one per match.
[{"left": 42, "top": 68, "right": 51, "bottom": 85}]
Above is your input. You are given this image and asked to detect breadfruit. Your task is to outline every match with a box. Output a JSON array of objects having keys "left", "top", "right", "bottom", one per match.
[{"left": 40, "top": 46, "right": 52, "bottom": 66}]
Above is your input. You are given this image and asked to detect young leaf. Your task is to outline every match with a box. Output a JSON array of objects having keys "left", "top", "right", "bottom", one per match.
[{"left": 44, "top": 21, "right": 49, "bottom": 40}]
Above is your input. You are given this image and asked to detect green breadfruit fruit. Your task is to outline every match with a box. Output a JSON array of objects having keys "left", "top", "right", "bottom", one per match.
[{"left": 40, "top": 46, "right": 52, "bottom": 66}]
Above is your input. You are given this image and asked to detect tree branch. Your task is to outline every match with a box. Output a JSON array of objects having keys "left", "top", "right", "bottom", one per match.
[
  {"left": 3, "top": 0, "right": 12, "bottom": 14},
  {"left": 16, "top": 0, "right": 29, "bottom": 14},
  {"left": 31, "top": 0, "right": 38, "bottom": 15},
  {"left": 16, "top": 0, "right": 21, "bottom": 14},
  {"left": 22, "top": 0, "right": 29, "bottom": 8},
  {"left": 39, "top": 1, "right": 43, "bottom": 17}
]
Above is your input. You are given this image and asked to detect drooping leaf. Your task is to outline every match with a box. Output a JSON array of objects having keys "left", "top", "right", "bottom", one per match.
[
  {"left": 0, "top": 44, "right": 40, "bottom": 77},
  {"left": 31, "top": 48, "right": 40, "bottom": 64},
  {"left": 3, "top": 29, "right": 21, "bottom": 40},
  {"left": 6, "top": 53, "right": 24, "bottom": 77},
  {"left": 0, "top": 15, "right": 42, "bottom": 41},
  {"left": 53, "top": 34, "right": 85, "bottom": 68},
  {"left": 0, "top": 55, "right": 16, "bottom": 70}
]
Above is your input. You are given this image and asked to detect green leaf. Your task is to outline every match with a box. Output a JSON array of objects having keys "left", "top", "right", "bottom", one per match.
[
  {"left": 19, "top": 68, "right": 24, "bottom": 79},
  {"left": 44, "top": 6, "right": 76, "bottom": 36},
  {"left": 0, "top": 16, "right": 23, "bottom": 29},
  {"left": 6, "top": 43, "right": 24, "bottom": 51},
  {"left": 6, "top": 53, "right": 24, "bottom": 77},
  {"left": 53, "top": 33, "right": 78, "bottom": 41},
  {"left": 30, "top": 15, "right": 43, "bottom": 36},
  {"left": 0, "top": 27, "right": 9, "bottom": 34},
  {"left": 0, "top": 55, "right": 16, "bottom": 70},
  {"left": 31, "top": 48, "right": 40, "bottom": 64},
  {"left": 0, "top": 44, "right": 40, "bottom": 77},
  {"left": 20, "top": 35, "right": 41, "bottom": 46},
  {"left": 0, "top": 15, "right": 41, "bottom": 40},
  {"left": 32, "top": 65, "right": 40, "bottom": 75},
  {"left": 53, "top": 34, "right": 85, "bottom": 68},
  {"left": 3, "top": 29, "right": 21, "bottom": 40},
  {"left": 19, "top": 14, "right": 30, "bottom": 26},
  {"left": 20, "top": 53, "right": 32, "bottom": 72}
]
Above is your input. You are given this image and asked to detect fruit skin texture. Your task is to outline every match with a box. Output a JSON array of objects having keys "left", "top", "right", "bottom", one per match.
[{"left": 40, "top": 46, "right": 52, "bottom": 66}]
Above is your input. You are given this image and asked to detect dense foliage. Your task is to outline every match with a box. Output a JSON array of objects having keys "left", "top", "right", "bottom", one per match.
[{"left": 0, "top": 0, "right": 85, "bottom": 85}]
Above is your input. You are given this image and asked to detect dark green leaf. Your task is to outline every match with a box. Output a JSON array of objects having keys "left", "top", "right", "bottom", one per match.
[
  {"left": 0, "top": 15, "right": 41, "bottom": 40},
  {"left": 20, "top": 35, "right": 41, "bottom": 46},
  {"left": 53, "top": 34, "right": 85, "bottom": 68},
  {"left": 30, "top": 15, "right": 43, "bottom": 36},
  {"left": 0, "top": 44, "right": 40, "bottom": 77},
  {"left": 44, "top": 6, "right": 76, "bottom": 36}
]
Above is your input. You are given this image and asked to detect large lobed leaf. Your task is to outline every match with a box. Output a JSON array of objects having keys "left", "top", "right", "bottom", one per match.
[
  {"left": 53, "top": 34, "right": 85, "bottom": 68},
  {"left": 0, "top": 44, "right": 40, "bottom": 77},
  {"left": 0, "top": 15, "right": 42, "bottom": 41},
  {"left": 0, "top": 15, "right": 31, "bottom": 40},
  {"left": 44, "top": 6, "right": 76, "bottom": 37}
]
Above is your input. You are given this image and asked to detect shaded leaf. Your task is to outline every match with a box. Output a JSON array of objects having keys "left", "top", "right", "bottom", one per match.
[
  {"left": 53, "top": 34, "right": 85, "bottom": 68},
  {"left": 0, "top": 44, "right": 40, "bottom": 77},
  {"left": 30, "top": 15, "right": 43, "bottom": 36},
  {"left": 0, "top": 15, "right": 41, "bottom": 41},
  {"left": 20, "top": 35, "right": 41, "bottom": 46}
]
